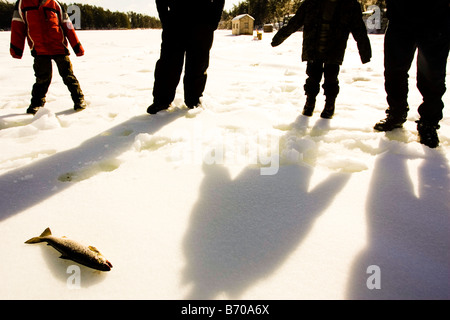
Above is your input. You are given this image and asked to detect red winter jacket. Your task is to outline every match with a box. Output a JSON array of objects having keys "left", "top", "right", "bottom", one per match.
[{"left": 10, "top": 0, "right": 84, "bottom": 59}]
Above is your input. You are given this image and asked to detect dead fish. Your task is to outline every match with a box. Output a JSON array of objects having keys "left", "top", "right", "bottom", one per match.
[{"left": 25, "top": 227, "right": 113, "bottom": 272}]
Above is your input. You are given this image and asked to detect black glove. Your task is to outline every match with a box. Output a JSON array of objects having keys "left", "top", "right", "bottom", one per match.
[{"left": 271, "top": 32, "right": 287, "bottom": 47}]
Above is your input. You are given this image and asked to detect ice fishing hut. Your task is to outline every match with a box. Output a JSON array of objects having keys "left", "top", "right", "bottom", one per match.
[
  {"left": 232, "top": 14, "right": 255, "bottom": 35},
  {"left": 263, "top": 24, "right": 273, "bottom": 33}
]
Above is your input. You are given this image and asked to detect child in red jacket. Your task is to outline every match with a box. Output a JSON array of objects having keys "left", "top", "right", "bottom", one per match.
[{"left": 10, "top": 0, "right": 86, "bottom": 115}]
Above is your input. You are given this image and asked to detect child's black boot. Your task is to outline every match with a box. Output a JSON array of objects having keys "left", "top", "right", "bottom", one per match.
[
  {"left": 302, "top": 96, "right": 316, "bottom": 117},
  {"left": 26, "top": 105, "right": 43, "bottom": 115},
  {"left": 320, "top": 96, "right": 336, "bottom": 119},
  {"left": 74, "top": 99, "right": 87, "bottom": 112}
]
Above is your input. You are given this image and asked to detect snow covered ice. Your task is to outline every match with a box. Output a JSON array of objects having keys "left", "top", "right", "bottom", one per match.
[{"left": 0, "top": 29, "right": 449, "bottom": 300}]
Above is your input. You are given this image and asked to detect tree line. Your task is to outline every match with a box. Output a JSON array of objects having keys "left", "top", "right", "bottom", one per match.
[
  {"left": 1, "top": 0, "right": 386, "bottom": 32},
  {"left": 220, "top": 0, "right": 386, "bottom": 29},
  {"left": 221, "top": 0, "right": 305, "bottom": 28},
  {"left": 0, "top": 1, "right": 161, "bottom": 30}
]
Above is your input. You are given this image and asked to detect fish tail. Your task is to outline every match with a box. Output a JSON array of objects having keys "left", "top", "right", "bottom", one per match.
[
  {"left": 25, "top": 237, "right": 43, "bottom": 244},
  {"left": 25, "top": 227, "right": 52, "bottom": 244}
]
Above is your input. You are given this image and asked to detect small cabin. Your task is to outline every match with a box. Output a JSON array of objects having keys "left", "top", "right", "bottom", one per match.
[
  {"left": 263, "top": 24, "right": 273, "bottom": 33},
  {"left": 232, "top": 14, "right": 255, "bottom": 35}
]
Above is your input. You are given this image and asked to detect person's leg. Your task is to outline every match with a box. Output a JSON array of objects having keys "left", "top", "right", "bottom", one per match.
[
  {"left": 415, "top": 29, "right": 449, "bottom": 148},
  {"left": 149, "top": 27, "right": 186, "bottom": 113},
  {"left": 321, "top": 63, "right": 340, "bottom": 119},
  {"left": 416, "top": 31, "right": 449, "bottom": 124},
  {"left": 374, "top": 24, "right": 417, "bottom": 131},
  {"left": 302, "top": 60, "right": 324, "bottom": 116},
  {"left": 183, "top": 26, "right": 214, "bottom": 108},
  {"left": 29, "top": 55, "right": 52, "bottom": 114},
  {"left": 53, "top": 55, "right": 85, "bottom": 111}
]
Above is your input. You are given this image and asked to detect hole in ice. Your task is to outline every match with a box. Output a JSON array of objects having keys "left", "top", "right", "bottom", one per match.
[{"left": 58, "top": 159, "right": 122, "bottom": 183}]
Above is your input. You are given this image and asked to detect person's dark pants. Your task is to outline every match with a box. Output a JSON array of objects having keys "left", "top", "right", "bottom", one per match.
[
  {"left": 384, "top": 24, "right": 449, "bottom": 124},
  {"left": 304, "top": 60, "right": 340, "bottom": 99},
  {"left": 31, "top": 55, "right": 84, "bottom": 107},
  {"left": 152, "top": 25, "right": 215, "bottom": 107}
]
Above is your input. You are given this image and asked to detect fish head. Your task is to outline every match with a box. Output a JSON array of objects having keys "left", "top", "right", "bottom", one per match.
[
  {"left": 96, "top": 254, "right": 113, "bottom": 271},
  {"left": 89, "top": 246, "right": 113, "bottom": 271}
]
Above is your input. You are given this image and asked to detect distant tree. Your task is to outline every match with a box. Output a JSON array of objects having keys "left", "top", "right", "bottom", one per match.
[
  {"left": 63, "top": 3, "right": 160, "bottom": 30},
  {"left": 0, "top": 0, "right": 14, "bottom": 30},
  {"left": 267, "top": 0, "right": 301, "bottom": 27},
  {"left": 248, "top": 0, "right": 269, "bottom": 26},
  {"left": 128, "top": 11, "right": 161, "bottom": 29}
]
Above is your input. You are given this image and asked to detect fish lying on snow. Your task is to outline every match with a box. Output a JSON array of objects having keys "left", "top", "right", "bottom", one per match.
[{"left": 25, "top": 227, "right": 113, "bottom": 272}]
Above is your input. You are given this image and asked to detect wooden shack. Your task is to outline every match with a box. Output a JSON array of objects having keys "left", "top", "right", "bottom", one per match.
[
  {"left": 263, "top": 24, "right": 273, "bottom": 33},
  {"left": 232, "top": 14, "right": 255, "bottom": 35}
]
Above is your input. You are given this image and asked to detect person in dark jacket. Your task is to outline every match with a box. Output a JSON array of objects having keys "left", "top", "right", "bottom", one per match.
[
  {"left": 373, "top": 0, "right": 449, "bottom": 148},
  {"left": 10, "top": 0, "right": 86, "bottom": 115},
  {"left": 147, "top": 0, "right": 225, "bottom": 114},
  {"left": 271, "top": 0, "right": 371, "bottom": 119}
]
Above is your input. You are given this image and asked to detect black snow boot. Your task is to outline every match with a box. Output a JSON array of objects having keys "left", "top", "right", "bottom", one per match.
[
  {"left": 74, "top": 99, "right": 87, "bottom": 112},
  {"left": 374, "top": 109, "right": 408, "bottom": 132},
  {"left": 320, "top": 97, "right": 336, "bottom": 119},
  {"left": 302, "top": 96, "right": 316, "bottom": 116},
  {"left": 417, "top": 120, "right": 440, "bottom": 148},
  {"left": 147, "top": 103, "right": 170, "bottom": 115},
  {"left": 186, "top": 102, "right": 202, "bottom": 109},
  {"left": 27, "top": 104, "right": 43, "bottom": 115}
]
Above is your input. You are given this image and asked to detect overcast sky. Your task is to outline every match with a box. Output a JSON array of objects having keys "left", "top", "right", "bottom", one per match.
[{"left": 56, "top": 1, "right": 242, "bottom": 17}]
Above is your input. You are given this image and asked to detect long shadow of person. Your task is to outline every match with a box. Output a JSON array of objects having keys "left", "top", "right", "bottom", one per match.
[
  {"left": 346, "top": 142, "right": 450, "bottom": 299},
  {"left": 0, "top": 110, "right": 187, "bottom": 222},
  {"left": 181, "top": 162, "right": 350, "bottom": 299}
]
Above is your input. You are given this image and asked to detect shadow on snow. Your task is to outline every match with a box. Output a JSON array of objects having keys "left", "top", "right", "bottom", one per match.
[
  {"left": 0, "top": 109, "right": 187, "bottom": 222},
  {"left": 346, "top": 141, "right": 450, "bottom": 299}
]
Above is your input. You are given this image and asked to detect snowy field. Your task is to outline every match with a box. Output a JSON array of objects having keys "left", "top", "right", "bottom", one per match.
[{"left": 0, "top": 29, "right": 448, "bottom": 300}]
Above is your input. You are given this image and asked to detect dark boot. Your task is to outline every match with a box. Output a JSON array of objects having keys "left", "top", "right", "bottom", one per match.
[
  {"left": 27, "top": 104, "right": 43, "bottom": 115},
  {"left": 74, "top": 99, "right": 87, "bottom": 112},
  {"left": 147, "top": 103, "right": 170, "bottom": 115},
  {"left": 320, "top": 96, "right": 336, "bottom": 119},
  {"left": 186, "top": 101, "right": 202, "bottom": 109},
  {"left": 417, "top": 120, "right": 440, "bottom": 148},
  {"left": 374, "top": 109, "right": 408, "bottom": 131},
  {"left": 302, "top": 96, "right": 316, "bottom": 116}
]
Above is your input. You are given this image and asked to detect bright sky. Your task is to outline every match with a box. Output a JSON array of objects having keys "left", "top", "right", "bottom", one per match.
[{"left": 52, "top": 1, "right": 242, "bottom": 17}]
